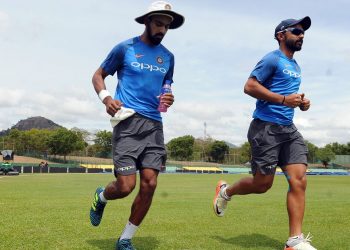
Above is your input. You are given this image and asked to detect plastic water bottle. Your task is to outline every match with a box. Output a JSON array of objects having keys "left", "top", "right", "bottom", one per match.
[{"left": 158, "top": 81, "right": 172, "bottom": 112}]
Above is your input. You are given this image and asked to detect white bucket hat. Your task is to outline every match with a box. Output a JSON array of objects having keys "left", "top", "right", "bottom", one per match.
[{"left": 135, "top": 1, "right": 185, "bottom": 29}]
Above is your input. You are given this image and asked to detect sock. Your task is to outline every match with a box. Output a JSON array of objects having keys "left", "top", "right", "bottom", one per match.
[
  {"left": 99, "top": 190, "right": 107, "bottom": 203},
  {"left": 120, "top": 221, "right": 139, "bottom": 240},
  {"left": 220, "top": 187, "right": 231, "bottom": 201},
  {"left": 286, "top": 234, "right": 303, "bottom": 247}
]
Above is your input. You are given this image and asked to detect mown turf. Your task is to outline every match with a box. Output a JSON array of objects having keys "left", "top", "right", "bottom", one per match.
[{"left": 0, "top": 173, "right": 349, "bottom": 249}]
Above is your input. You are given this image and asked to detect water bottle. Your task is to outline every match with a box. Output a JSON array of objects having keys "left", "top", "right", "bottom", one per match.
[{"left": 158, "top": 81, "right": 172, "bottom": 112}]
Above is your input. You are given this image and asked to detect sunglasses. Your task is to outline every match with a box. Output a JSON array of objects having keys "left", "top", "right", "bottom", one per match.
[{"left": 278, "top": 27, "right": 305, "bottom": 36}]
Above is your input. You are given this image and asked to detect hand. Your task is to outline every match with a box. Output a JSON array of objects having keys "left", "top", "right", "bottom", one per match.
[
  {"left": 284, "top": 93, "right": 304, "bottom": 108},
  {"left": 103, "top": 96, "right": 123, "bottom": 117},
  {"left": 299, "top": 94, "right": 311, "bottom": 111},
  {"left": 159, "top": 93, "right": 175, "bottom": 108}
]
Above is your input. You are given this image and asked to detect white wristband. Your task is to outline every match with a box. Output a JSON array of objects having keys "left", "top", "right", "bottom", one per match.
[{"left": 98, "top": 89, "right": 111, "bottom": 102}]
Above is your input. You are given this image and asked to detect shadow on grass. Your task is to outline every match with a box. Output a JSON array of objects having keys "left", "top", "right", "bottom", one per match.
[
  {"left": 212, "top": 233, "right": 283, "bottom": 250},
  {"left": 87, "top": 236, "right": 159, "bottom": 249}
]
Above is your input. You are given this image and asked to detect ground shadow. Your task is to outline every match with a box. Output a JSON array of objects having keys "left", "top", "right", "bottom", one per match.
[
  {"left": 212, "top": 233, "right": 283, "bottom": 250},
  {"left": 87, "top": 236, "right": 159, "bottom": 250}
]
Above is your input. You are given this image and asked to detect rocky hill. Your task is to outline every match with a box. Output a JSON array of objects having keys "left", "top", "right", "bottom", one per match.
[{"left": 0, "top": 116, "right": 62, "bottom": 136}]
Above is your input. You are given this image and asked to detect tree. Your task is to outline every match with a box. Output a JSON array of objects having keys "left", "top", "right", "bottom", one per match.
[
  {"left": 238, "top": 141, "right": 251, "bottom": 164},
  {"left": 305, "top": 140, "right": 318, "bottom": 164},
  {"left": 47, "top": 128, "right": 85, "bottom": 162},
  {"left": 316, "top": 147, "right": 335, "bottom": 168},
  {"left": 193, "top": 137, "right": 214, "bottom": 162},
  {"left": 167, "top": 135, "right": 194, "bottom": 161},
  {"left": 209, "top": 140, "right": 229, "bottom": 163},
  {"left": 94, "top": 130, "right": 113, "bottom": 158},
  {"left": 325, "top": 142, "right": 350, "bottom": 155}
]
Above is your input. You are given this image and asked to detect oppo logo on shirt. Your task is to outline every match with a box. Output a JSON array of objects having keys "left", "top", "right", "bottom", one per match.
[
  {"left": 283, "top": 69, "right": 301, "bottom": 78},
  {"left": 131, "top": 62, "right": 166, "bottom": 74}
]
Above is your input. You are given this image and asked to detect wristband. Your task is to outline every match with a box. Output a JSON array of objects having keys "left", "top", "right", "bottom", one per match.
[
  {"left": 98, "top": 89, "right": 111, "bottom": 102},
  {"left": 281, "top": 96, "right": 285, "bottom": 105}
]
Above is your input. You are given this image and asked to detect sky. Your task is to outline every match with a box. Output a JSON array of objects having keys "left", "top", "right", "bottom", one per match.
[{"left": 0, "top": 0, "right": 349, "bottom": 147}]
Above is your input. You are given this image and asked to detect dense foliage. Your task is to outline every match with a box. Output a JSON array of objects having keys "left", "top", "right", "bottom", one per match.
[{"left": 1, "top": 128, "right": 349, "bottom": 165}]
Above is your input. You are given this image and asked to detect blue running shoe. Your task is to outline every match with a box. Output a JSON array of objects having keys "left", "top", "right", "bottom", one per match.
[
  {"left": 89, "top": 187, "right": 106, "bottom": 226},
  {"left": 116, "top": 238, "right": 135, "bottom": 250}
]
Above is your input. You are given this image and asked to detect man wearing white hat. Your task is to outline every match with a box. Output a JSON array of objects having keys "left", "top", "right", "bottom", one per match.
[{"left": 90, "top": 2, "right": 184, "bottom": 249}]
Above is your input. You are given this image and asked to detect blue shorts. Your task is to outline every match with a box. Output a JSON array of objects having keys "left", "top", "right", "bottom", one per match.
[
  {"left": 247, "top": 119, "right": 308, "bottom": 175},
  {"left": 112, "top": 113, "right": 167, "bottom": 176}
]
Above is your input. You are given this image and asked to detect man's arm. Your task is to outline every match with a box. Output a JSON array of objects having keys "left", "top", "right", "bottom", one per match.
[
  {"left": 92, "top": 67, "right": 122, "bottom": 116},
  {"left": 244, "top": 77, "right": 304, "bottom": 108}
]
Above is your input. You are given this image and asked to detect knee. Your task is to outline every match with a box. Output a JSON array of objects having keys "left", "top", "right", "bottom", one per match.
[
  {"left": 112, "top": 181, "right": 135, "bottom": 198},
  {"left": 255, "top": 182, "right": 273, "bottom": 194},
  {"left": 140, "top": 178, "right": 157, "bottom": 196},
  {"left": 290, "top": 175, "right": 307, "bottom": 192},
  {"left": 119, "top": 184, "right": 136, "bottom": 197}
]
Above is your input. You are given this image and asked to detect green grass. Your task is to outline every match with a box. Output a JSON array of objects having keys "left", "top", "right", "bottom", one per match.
[{"left": 0, "top": 174, "right": 349, "bottom": 249}]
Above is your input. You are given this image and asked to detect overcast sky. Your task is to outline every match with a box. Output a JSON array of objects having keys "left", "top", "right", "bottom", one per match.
[{"left": 1, "top": 0, "right": 349, "bottom": 147}]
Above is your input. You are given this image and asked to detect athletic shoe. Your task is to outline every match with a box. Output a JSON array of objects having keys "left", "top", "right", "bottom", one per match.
[
  {"left": 89, "top": 187, "right": 106, "bottom": 226},
  {"left": 116, "top": 238, "right": 136, "bottom": 250},
  {"left": 213, "top": 180, "right": 230, "bottom": 217},
  {"left": 284, "top": 233, "right": 317, "bottom": 250}
]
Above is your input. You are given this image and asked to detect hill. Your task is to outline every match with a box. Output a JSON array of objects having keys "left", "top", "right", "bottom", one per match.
[{"left": 0, "top": 116, "right": 62, "bottom": 136}]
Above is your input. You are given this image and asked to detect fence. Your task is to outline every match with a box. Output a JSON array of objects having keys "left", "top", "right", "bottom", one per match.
[{"left": 11, "top": 165, "right": 112, "bottom": 174}]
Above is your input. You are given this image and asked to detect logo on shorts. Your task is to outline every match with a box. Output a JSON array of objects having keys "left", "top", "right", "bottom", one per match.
[
  {"left": 265, "top": 164, "right": 277, "bottom": 169},
  {"left": 157, "top": 56, "right": 163, "bottom": 64},
  {"left": 119, "top": 166, "right": 135, "bottom": 172}
]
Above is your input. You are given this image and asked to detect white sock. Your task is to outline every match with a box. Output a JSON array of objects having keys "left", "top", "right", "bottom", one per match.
[
  {"left": 99, "top": 190, "right": 107, "bottom": 203},
  {"left": 286, "top": 234, "right": 303, "bottom": 246},
  {"left": 220, "top": 187, "right": 231, "bottom": 201},
  {"left": 120, "top": 221, "right": 139, "bottom": 240}
]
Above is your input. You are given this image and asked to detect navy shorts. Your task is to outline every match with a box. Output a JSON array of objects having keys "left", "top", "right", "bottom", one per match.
[
  {"left": 247, "top": 119, "right": 308, "bottom": 175},
  {"left": 112, "top": 113, "right": 167, "bottom": 176}
]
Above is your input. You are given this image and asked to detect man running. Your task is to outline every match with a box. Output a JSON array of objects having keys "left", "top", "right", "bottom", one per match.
[
  {"left": 213, "top": 16, "right": 317, "bottom": 250},
  {"left": 90, "top": 2, "right": 184, "bottom": 249}
]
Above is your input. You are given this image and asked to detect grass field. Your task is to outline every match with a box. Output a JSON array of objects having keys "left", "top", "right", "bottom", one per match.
[{"left": 0, "top": 173, "right": 349, "bottom": 250}]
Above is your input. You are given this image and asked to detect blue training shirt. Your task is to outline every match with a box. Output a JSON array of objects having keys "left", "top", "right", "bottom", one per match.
[
  {"left": 100, "top": 36, "right": 174, "bottom": 122},
  {"left": 249, "top": 49, "right": 302, "bottom": 125}
]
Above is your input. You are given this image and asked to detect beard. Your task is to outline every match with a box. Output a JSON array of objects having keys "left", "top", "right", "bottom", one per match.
[
  {"left": 285, "top": 38, "right": 303, "bottom": 51},
  {"left": 146, "top": 24, "right": 164, "bottom": 45}
]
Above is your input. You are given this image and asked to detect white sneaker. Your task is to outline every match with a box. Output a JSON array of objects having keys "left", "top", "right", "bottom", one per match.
[
  {"left": 213, "top": 180, "right": 230, "bottom": 217},
  {"left": 284, "top": 233, "right": 317, "bottom": 250}
]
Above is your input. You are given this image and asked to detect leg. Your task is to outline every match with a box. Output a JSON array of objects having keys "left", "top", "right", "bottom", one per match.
[
  {"left": 213, "top": 168, "right": 275, "bottom": 216},
  {"left": 129, "top": 168, "right": 159, "bottom": 226},
  {"left": 226, "top": 168, "right": 275, "bottom": 196},
  {"left": 89, "top": 175, "right": 136, "bottom": 227},
  {"left": 283, "top": 163, "right": 307, "bottom": 237},
  {"left": 104, "top": 174, "right": 137, "bottom": 200},
  {"left": 213, "top": 119, "right": 280, "bottom": 217}
]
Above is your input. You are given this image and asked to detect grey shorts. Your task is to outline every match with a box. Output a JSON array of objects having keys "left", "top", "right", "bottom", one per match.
[
  {"left": 247, "top": 119, "right": 308, "bottom": 175},
  {"left": 112, "top": 113, "right": 167, "bottom": 176}
]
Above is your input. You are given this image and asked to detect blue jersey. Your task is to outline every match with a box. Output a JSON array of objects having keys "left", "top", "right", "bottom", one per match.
[
  {"left": 101, "top": 36, "right": 174, "bottom": 122},
  {"left": 249, "top": 49, "right": 302, "bottom": 125}
]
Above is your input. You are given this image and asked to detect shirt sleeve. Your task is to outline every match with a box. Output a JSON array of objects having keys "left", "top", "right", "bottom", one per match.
[
  {"left": 249, "top": 52, "right": 279, "bottom": 85},
  {"left": 100, "top": 43, "right": 126, "bottom": 76},
  {"left": 163, "top": 54, "right": 174, "bottom": 84}
]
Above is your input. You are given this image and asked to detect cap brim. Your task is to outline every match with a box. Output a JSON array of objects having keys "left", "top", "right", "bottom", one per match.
[
  {"left": 291, "top": 16, "right": 311, "bottom": 31},
  {"left": 135, "top": 10, "right": 185, "bottom": 29}
]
